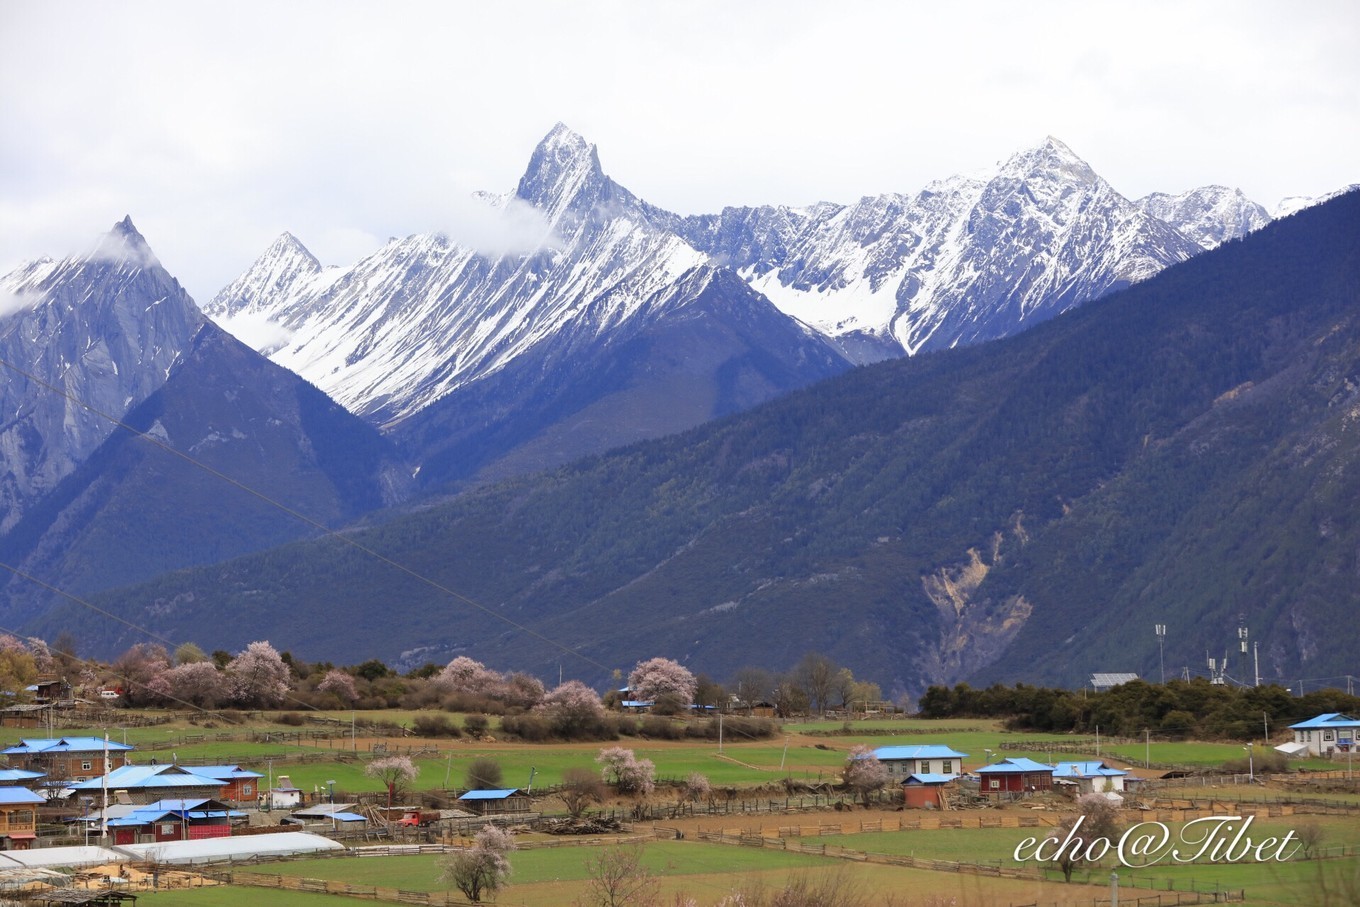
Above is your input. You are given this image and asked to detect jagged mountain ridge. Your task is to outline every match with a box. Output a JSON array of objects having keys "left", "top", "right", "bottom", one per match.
[
  {"left": 1136, "top": 185, "right": 1271, "bottom": 250},
  {"left": 206, "top": 124, "right": 851, "bottom": 488},
  {"left": 58, "top": 191, "right": 1360, "bottom": 690},
  {"left": 664, "top": 137, "right": 1206, "bottom": 362},
  {"left": 0, "top": 218, "right": 205, "bottom": 533},
  {"left": 212, "top": 128, "right": 1290, "bottom": 447}
]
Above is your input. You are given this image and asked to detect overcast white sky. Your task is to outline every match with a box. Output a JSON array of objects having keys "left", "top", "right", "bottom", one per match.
[{"left": 2, "top": 0, "right": 1356, "bottom": 302}]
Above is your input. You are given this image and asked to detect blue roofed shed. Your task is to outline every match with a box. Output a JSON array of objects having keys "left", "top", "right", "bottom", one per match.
[{"left": 457, "top": 788, "right": 531, "bottom": 816}]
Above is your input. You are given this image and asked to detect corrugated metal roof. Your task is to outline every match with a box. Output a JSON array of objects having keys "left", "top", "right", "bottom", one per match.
[
  {"left": 2, "top": 737, "right": 134, "bottom": 754},
  {"left": 458, "top": 789, "right": 522, "bottom": 800},
  {"left": 871, "top": 745, "right": 968, "bottom": 761},
  {"left": 70, "top": 765, "right": 222, "bottom": 791},
  {"left": 977, "top": 757, "right": 1054, "bottom": 774},
  {"left": 187, "top": 764, "right": 264, "bottom": 780},
  {"left": 1289, "top": 713, "right": 1360, "bottom": 729},
  {"left": 904, "top": 773, "right": 958, "bottom": 784},
  {"left": 1053, "top": 761, "right": 1127, "bottom": 778},
  {"left": 0, "top": 787, "right": 45, "bottom": 804}
]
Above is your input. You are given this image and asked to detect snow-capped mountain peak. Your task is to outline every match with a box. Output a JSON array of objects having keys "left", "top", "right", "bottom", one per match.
[
  {"left": 0, "top": 218, "right": 205, "bottom": 531},
  {"left": 999, "top": 136, "right": 1100, "bottom": 186},
  {"left": 514, "top": 122, "right": 615, "bottom": 227},
  {"left": 91, "top": 215, "right": 163, "bottom": 269},
  {"left": 1136, "top": 186, "right": 1270, "bottom": 250}
]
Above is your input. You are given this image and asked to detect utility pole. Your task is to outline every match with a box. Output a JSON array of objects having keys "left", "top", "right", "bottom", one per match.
[{"left": 1253, "top": 641, "right": 1260, "bottom": 688}]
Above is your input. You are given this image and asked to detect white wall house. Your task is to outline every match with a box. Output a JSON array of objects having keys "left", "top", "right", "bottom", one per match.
[{"left": 1288, "top": 713, "right": 1359, "bottom": 756}]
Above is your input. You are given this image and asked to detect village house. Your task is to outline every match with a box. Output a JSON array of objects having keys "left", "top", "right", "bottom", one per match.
[
  {"left": 0, "top": 786, "right": 44, "bottom": 850},
  {"left": 69, "top": 764, "right": 225, "bottom": 805},
  {"left": 975, "top": 757, "right": 1055, "bottom": 796},
  {"left": 186, "top": 765, "right": 265, "bottom": 804},
  {"left": 1052, "top": 761, "right": 1128, "bottom": 794},
  {"left": 1288, "top": 713, "right": 1359, "bottom": 756},
  {"left": 1, "top": 737, "right": 133, "bottom": 784},
  {"left": 93, "top": 797, "right": 243, "bottom": 846},
  {"left": 870, "top": 745, "right": 968, "bottom": 780}
]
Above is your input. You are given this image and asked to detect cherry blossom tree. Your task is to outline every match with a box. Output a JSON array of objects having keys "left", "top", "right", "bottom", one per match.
[
  {"left": 437, "top": 657, "right": 503, "bottom": 695},
  {"left": 628, "top": 657, "right": 697, "bottom": 707},
  {"left": 843, "top": 745, "right": 889, "bottom": 806},
  {"left": 225, "top": 641, "right": 291, "bottom": 707},
  {"left": 501, "top": 671, "right": 546, "bottom": 708},
  {"left": 317, "top": 668, "right": 359, "bottom": 704},
  {"left": 112, "top": 643, "right": 172, "bottom": 705},
  {"left": 441, "top": 823, "right": 516, "bottom": 903},
  {"left": 537, "top": 680, "right": 605, "bottom": 737},
  {"left": 596, "top": 746, "right": 655, "bottom": 796},
  {"left": 366, "top": 754, "right": 419, "bottom": 808},
  {"left": 147, "top": 661, "right": 227, "bottom": 708},
  {"left": 684, "top": 772, "right": 712, "bottom": 804}
]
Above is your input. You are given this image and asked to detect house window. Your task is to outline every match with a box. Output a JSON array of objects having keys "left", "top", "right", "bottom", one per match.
[
  {"left": 1324, "top": 731, "right": 1334, "bottom": 741},
  {"left": 242, "top": 784, "right": 253, "bottom": 796},
  {"left": 82, "top": 761, "right": 93, "bottom": 772},
  {"left": 942, "top": 761, "right": 953, "bottom": 774},
  {"left": 160, "top": 823, "right": 177, "bottom": 835},
  {"left": 989, "top": 779, "right": 1000, "bottom": 789}
]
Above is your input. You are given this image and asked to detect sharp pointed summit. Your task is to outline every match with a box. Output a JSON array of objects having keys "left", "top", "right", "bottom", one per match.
[
  {"left": 92, "top": 215, "right": 162, "bottom": 269},
  {"left": 514, "top": 123, "right": 614, "bottom": 225}
]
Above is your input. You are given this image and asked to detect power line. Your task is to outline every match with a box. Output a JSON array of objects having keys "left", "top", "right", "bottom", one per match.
[{"left": 0, "top": 353, "right": 613, "bottom": 677}]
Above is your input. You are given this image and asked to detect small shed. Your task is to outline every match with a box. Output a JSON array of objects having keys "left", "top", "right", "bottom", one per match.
[
  {"left": 287, "top": 803, "right": 366, "bottom": 830},
  {"left": 457, "top": 789, "right": 531, "bottom": 816},
  {"left": 266, "top": 774, "right": 303, "bottom": 810},
  {"left": 902, "top": 773, "right": 956, "bottom": 809}
]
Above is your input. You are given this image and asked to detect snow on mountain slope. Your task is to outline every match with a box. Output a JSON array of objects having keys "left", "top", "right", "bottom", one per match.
[
  {"left": 1273, "top": 184, "right": 1360, "bottom": 219},
  {"left": 0, "top": 218, "right": 206, "bottom": 532},
  {"left": 1136, "top": 186, "right": 1271, "bottom": 249},
  {"left": 207, "top": 125, "right": 726, "bottom": 428},
  {"left": 671, "top": 137, "right": 1205, "bottom": 362}
]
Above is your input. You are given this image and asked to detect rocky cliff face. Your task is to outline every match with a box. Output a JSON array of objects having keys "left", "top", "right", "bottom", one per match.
[{"left": 0, "top": 218, "right": 205, "bottom": 532}]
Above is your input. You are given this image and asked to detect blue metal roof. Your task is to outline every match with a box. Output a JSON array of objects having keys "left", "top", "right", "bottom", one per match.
[
  {"left": 977, "top": 757, "right": 1054, "bottom": 774},
  {"left": 69, "top": 765, "right": 222, "bottom": 791},
  {"left": 0, "top": 769, "right": 46, "bottom": 783},
  {"left": 0, "top": 787, "right": 45, "bottom": 805},
  {"left": 188, "top": 764, "right": 265, "bottom": 781},
  {"left": 904, "top": 773, "right": 959, "bottom": 784},
  {"left": 2, "top": 737, "right": 134, "bottom": 755},
  {"left": 458, "top": 788, "right": 522, "bottom": 800},
  {"left": 1289, "top": 713, "right": 1360, "bottom": 729},
  {"left": 871, "top": 745, "right": 968, "bottom": 761},
  {"left": 1053, "top": 761, "right": 1127, "bottom": 778}
]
